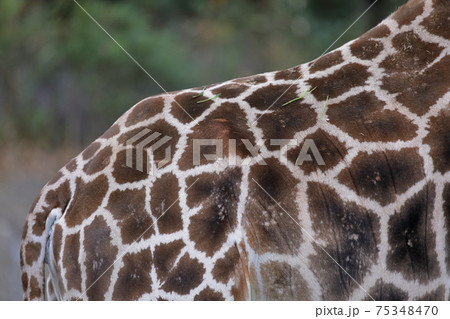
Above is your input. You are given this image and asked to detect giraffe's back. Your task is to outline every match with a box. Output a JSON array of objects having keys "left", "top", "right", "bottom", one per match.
[{"left": 20, "top": 0, "right": 450, "bottom": 300}]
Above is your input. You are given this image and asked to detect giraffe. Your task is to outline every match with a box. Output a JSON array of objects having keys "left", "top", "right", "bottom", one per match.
[{"left": 20, "top": 0, "right": 449, "bottom": 300}]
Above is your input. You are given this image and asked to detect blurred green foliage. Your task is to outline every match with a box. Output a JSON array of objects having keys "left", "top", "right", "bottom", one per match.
[{"left": 0, "top": 0, "right": 404, "bottom": 146}]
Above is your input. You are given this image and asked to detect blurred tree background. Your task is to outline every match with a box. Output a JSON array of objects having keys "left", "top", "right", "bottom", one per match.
[{"left": 0, "top": 0, "right": 405, "bottom": 148}]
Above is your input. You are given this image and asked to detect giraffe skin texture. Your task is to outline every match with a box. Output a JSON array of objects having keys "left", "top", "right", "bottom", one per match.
[{"left": 20, "top": 0, "right": 450, "bottom": 300}]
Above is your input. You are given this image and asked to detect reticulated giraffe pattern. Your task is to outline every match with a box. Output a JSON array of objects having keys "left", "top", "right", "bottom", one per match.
[{"left": 21, "top": 0, "right": 450, "bottom": 300}]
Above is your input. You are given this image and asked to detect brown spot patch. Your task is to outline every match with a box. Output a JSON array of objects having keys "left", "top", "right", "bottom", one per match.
[
  {"left": 44, "top": 180, "right": 72, "bottom": 211},
  {"left": 83, "top": 146, "right": 112, "bottom": 175},
  {"left": 274, "top": 67, "right": 302, "bottom": 80},
  {"left": 82, "top": 142, "right": 101, "bottom": 161},
  {"left": 211, "top": 83, "right": 249, "bottom": 98},
  {"left": 112, "top": 249, "right": 152, "bottom": 300},
  {"left": 260, "top": 261, "right": 311, "bottom": 300},
  {"left": 100, "top": 123, "right": 120, "bottom": 139},
  {"left": 52, "top": 224, "right": 63, "bottom": 265},
  {"left": 64, "top": 175, "right": 108, "bottom": 227},
  {"left": 107, "top": 187, "right": 154, "bottom": 244},
  {"left": 187, "top": 168, "right": 241, "bottom": 256},
  {"left": 21, "top": 272, "right": 28, "bottom": 293},
  {"left": 308, "top": 182, "right": 379, "bottom": 300},
  {"left": 287, "top": 129, "right": 348, "bottom": 174},
  {"left": 161, "top": 253, "right": 205, "bottom": 295},
  {"left": 350, "top": 39, "right": 383, "bottom": 60},
  {"left": 380, "top": 31, "right": 443, "bottom": 74},
  {"left": 194, "top": 287, "right": 225, "bottom": 301},
  {"left": 63, "top": 232, "right": 82, "bottom": 292},
  {"left": 387, "top": 183, "right": 440, "bottom": 283},
  {"left": 416, "top": 286, "right": 445, "bottom": 301},
  {"left": 381, "top": 54, "right": 449, "bottom": 116},
  {"left": 327, "top": 92, "right": 418, "bottom": 142},
  {"left": 392, "top": 0, "right": 424, "bottom": 26},
  {"left": 212, "top": 246, "right": 241, "bottom": 284},
  {"left": 29, "top": 276, "right": 41, "bottom": 300},
  {"left": 126, "top": 96, "right": 164, "bottom": 127},
  {"left": 309, "top": 51, "right": 344, "bottom": 73},
  {"left": 47, "top": 171, "right": 63, "bottom": 186},
  {"left": 444, "top": 183, "right": 450, "bottom": 275},
  {"left": 244, "top": 84, "right": 301, "bottom": 111},
  {"left": 178, "top": 102, "right": 256, "bottom": 170},
  {"left": 309, "top": 63, "right": 371, "bottom": 101},
  {"left": 337, "top": 148, "right": 425, "bottom": 206},
  {"left": 171, "top": 91, "right": 213, "bottom": 124},
  {"left": 25, "top": 242, "right": 41, "bottom": 266},
  {"left": 32, "top": 212, "right": 50, "bottom": 237},
  {"left": 424, "top": 109, "right": 450, "bottom": 174},
  {"left": 245, "top": 158, "right": 301, "bottom": 254},
  {"left": 83, "top": 216, "right": 118, "bottom": 300},
  {"left": 362, "top": 24, "right": 391, "bottom": 39},
  {"left": 154, "top": 240, "right": 185, "bottom": 278},
  {"left": 364, "top": 280, "right": 408, "bottom": 301},
  {"left": 65, "top": 159, "right": 77, "bottom": 172},
  {"left": 112, "top": 149, "right": 149, "bottom": 184},
  {"left": 421, "top": 0, "right": 450, "bottom": 40},
  {"left": 150, "top": 173, "right": 183, "bottom": 234}
]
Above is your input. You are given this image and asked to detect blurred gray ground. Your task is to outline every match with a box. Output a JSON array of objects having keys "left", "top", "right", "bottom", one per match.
[{"left": 0, "top": 146, "right": 80, "bottom": 300}]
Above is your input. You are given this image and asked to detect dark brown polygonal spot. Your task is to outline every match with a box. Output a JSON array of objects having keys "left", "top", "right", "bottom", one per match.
[
  {"left": 65, "top": 158, "right": 77, "bottom": 172},
  {"left": 258, "top": 99, "right": 316, "bottom": 151},
  {"left": 83, "top": 146, "right": 112, "bottom": 175},
  {"left": 25, "top": 242, "right": 41, "bottom": 266},
  {"left": 63, "top": 232, "right": 82, "bottom": 292},
  {"left": 337, "top": 148, "right": 425, "bottom": 206},
  {"left": 125, "top": 96, "right": 164, "bottom": 127},
  {"left": 211, "top": 83, "right": 249, "bottom": 98},
  {"left": 381, "top": 55, "right": 450, "bottom": 116},
  {"left": 29, "top": 276, "right": 41, "bottom": 300},
  {"left": 100, "top": 123, "right": 120, "bottom": 139},
  {"left": 362, "top": 24, "right": 391, "bottom": 39},
  {"left": 161, "top": 253, "right": 205, "bottom": 295},
  {"left": 244, "top": 84, "right": 301, "bottom": 111},
  {"left": 234, "top": 74, "right": 267, "bottom": 85},
  {"left": 212, "top": 246, "right": 241, "bottom": 284},
  {"left": 112, "top": 249, "right": 152, "bottom": 300},
  {"left": 392, "top": 0, "right": 424, "bottom": 26},
  {"left": 83, "top": 216, "right": 118, "bottom": 300},
  {"left": 43, "top": 179, "right": 72, "bottom": 214},
  {"left": 274, "top": 67, "right": 302, "bottom": 80},
  {"left": 171, "top": 91, "right": 213, "bottom": 124},
  {"left": 64, "top": 175, "right": 108, "bottom": 227},
  {"left": 309, "top": 51, "right": 344, "bottom": 73},
  {"left": 327, "top": 92, "right": 418, "bottom": 142},
  {"left": 154, "top": 239, "right": 185, "bottom": 278},
  {"left": 387, "top": 182, "right": 440, "bottom": 283},
  {"left": 47, "top": 171, "right": 63, "bottom": 186},
  {"left": 82, "top": 142, "right": 101, "bottom": 161},
  {"left": 350, "top": 39, "right": 383, "bottom": 60},
  {"left": 32, "top": 212, "right": 50, "bottom": 237},
  {"left": 150, "top": 173, "right": 183, "bottom": 234},
  {"left": 421, "top": 0, "right": 450, "bottom": 40},
  {"left": 444, "top": 183, "right": 450, "bottom": 275},
  {"left": 307, "top": 182, "right": 380, "bottom": 300},
  {"left": 260, "top": 261, "right": 311, "bottom": 300},
  {"left": 194, "top": 287, "right": 225, "bottom": 301},
  {"left": 245, "top": 158, "right": 301, "bottom": 254},
  {"left": 416, "top": 286, "right": 445, "bottom": 301},
  {"left": 309, "top": 63, "right": 371, "bottom": 101},
  {"left": 21, "top": 272, "right": 28, "bottom": 293},
  {"left": 187, "top": 168, "right": 241, "bottom": 256},
  {"left": 287, "top": 129, "right": 348, "bottom": 174},
  {"left": 364, "top": 280, "right": 408, "bottom": 301},
  {"left": 115, "top": 120, "right": 179, "bottom": 181},
  {"left": 381, "top": 31, "right": 443, "bottom": 74},
  {"left": 52, "top": 224, "right": 63, "bottom": 265},
  {"left": 424, "top": 109, "right": 450, "bottom": 174},
  {"left": 107, "top": 187, "right": 154, "bottom": 244},
  {"left": 178, "top": 102, "right": 256, "bottom": 170}
]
